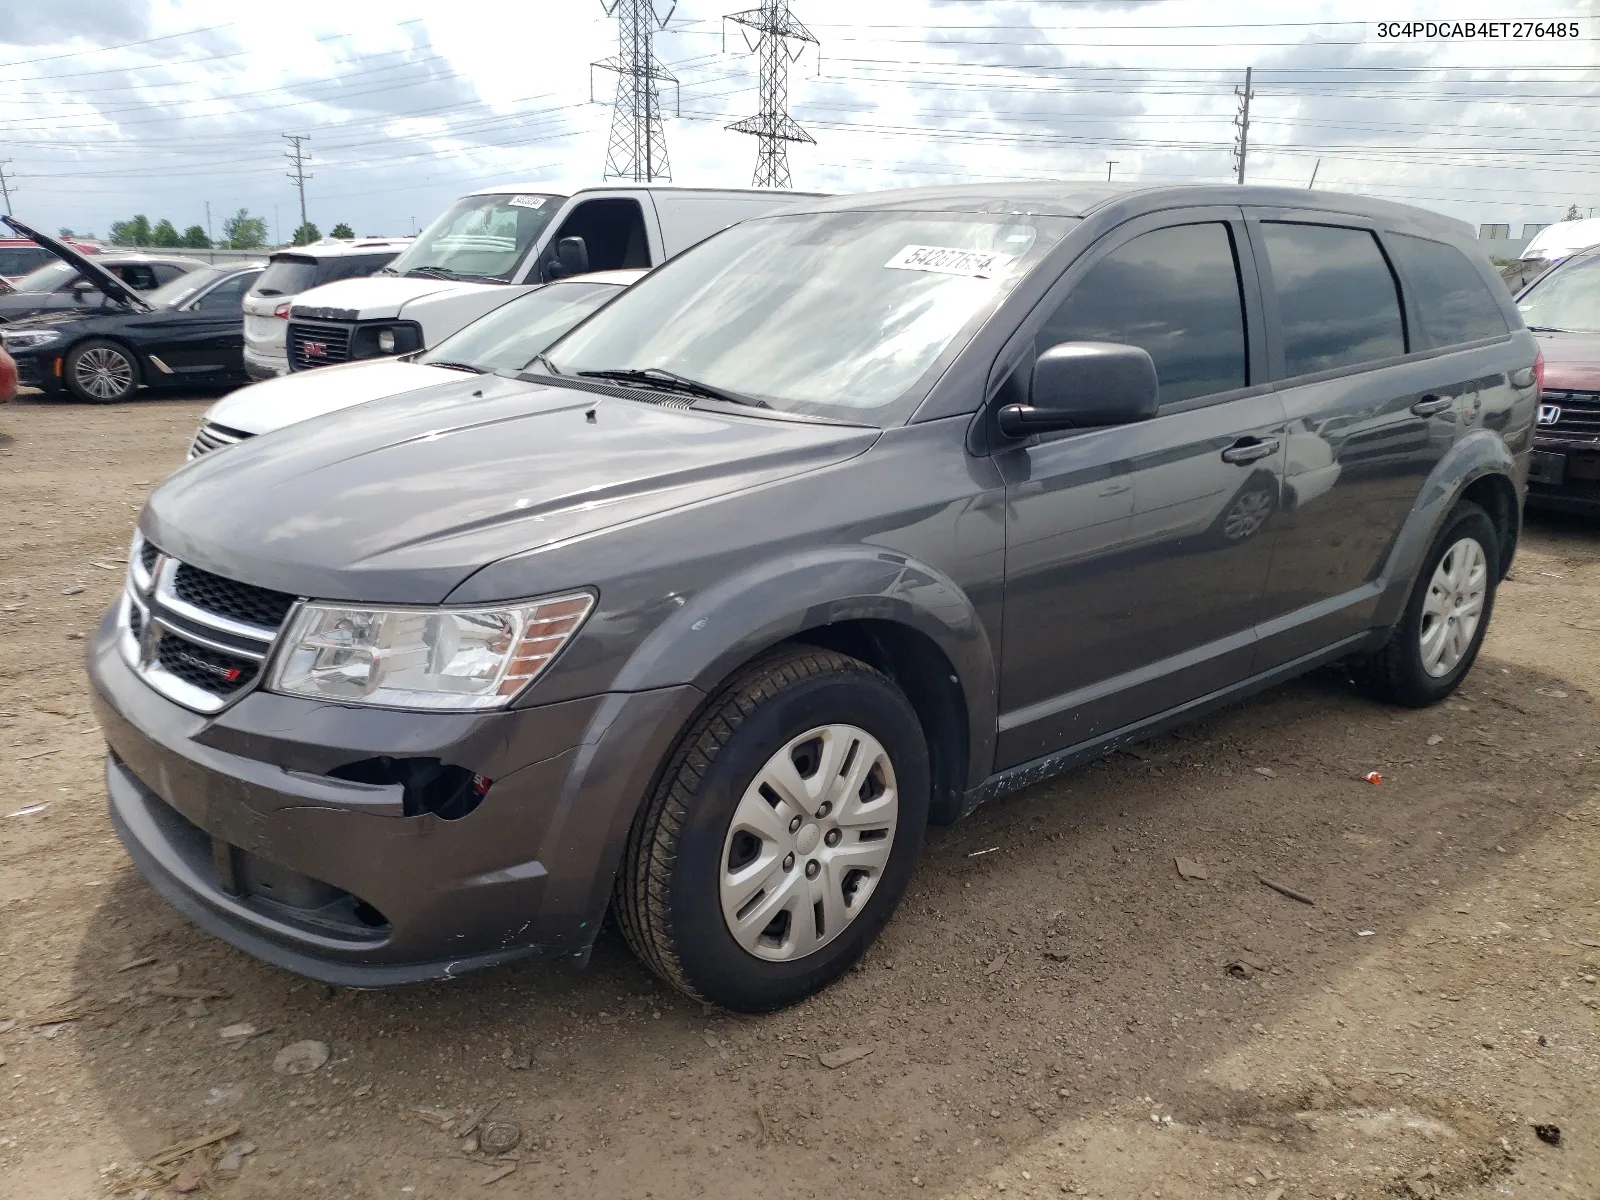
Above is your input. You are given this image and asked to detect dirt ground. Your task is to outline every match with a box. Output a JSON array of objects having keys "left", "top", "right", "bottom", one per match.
[{"left": 1, "top": 390, "right": 1597, "bottom": 1200}]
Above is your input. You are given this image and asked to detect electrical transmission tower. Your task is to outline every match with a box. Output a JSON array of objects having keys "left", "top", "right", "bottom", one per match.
[
  {"left": 594, "top": 1, "right": 678, "bottom": 182},
  {"left": 725, "top": 1, "right": 816, "bottom": 189},
  {"left": 283, "top": 134, "right": 313, "bottom": 234},
  {"left": 1232, "top": 67, "right": 1253, "bottom": 185}
]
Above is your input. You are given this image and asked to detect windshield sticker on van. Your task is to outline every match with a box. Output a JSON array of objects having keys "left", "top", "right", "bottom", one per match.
[
  {"left": 885, "top": 245, "right": 1018, "bottom": 279},
  {"left": 507, "top": 195, "right": 548, "bottom": 209}
]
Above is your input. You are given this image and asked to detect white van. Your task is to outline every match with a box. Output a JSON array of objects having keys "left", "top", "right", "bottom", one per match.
[
  {"left": 242, "top": 238, "right": 412, "bottom": 378},
  {"left": 283, "top": 182, "right": 822, "bottom": 371}
]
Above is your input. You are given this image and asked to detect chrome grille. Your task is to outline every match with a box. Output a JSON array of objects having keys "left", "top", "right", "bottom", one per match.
[
  {"left": 287, "top": 320, "right": 353, "bottom": 370},
  {"left": 188, "top": 420, "right": 252, "bottom": 459},
  {"left": 1538, "top": 389, "right": 1600, "bottom": 440},
  {"left": 122, "top": 531, "right": 296, "bottom": 714}
]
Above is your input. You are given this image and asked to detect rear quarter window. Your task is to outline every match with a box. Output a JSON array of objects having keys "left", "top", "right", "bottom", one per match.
[
  {"left": 1261, "top": 222, "right": 1407, "bottom": 378},
  {"left": 1386, "top": 233, "right": 1509, "bottom": 347}
]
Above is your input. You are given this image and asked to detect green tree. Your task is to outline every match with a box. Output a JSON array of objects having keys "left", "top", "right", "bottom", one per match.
[
  {"left": 1564, "top": 204, "right": 1583, "bottom": 221},
  {"left": 329, "top": 222, "right": 354, "bottom": 239},
  {"left": 179, "top": 225, "right": 212, "bottom": 249},
  {"left": 58, "top": 227, "right": 75, "bottom": 237},
  {"left": 150, "top": 218, "right": 182, "bottom": 247},
  {"left": 292, "top": 221, "right": 321, "bottom": 246},
  {"left": 108, "top": 215, "right": 152, "bottom": 246},
  {"left": 220, "top": 208, "right": 267, "bottom": 250}
]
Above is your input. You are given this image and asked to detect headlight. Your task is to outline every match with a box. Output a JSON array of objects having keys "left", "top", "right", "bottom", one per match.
[
  {"left": 0, "top": 329, "right": 62, "bottom": 351},
  {"left": 269, "top": 592, "right": 594, "bottom": 710}
]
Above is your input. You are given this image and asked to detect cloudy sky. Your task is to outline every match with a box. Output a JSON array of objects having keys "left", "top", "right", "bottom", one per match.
[{"left": 1, "top": 0, "right": 1595, "bottom": 243}]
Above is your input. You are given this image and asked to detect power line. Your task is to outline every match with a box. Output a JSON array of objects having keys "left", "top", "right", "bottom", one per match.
[
  {"left": 725, "top": 0, "right": 818, "bottom": 188},
  {"left": 0, "top": 23, "right": 233, "bottom": 71},
  {"left": 283, "top": 133, "right": 312, "bottom": 234},
  {"left": 595, "top": 0, "right": 678, "bottom": 182}
]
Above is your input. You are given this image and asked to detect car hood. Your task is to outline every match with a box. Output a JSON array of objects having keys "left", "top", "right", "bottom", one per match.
[
  {"left": 0, "top": 215, "right": 148, "bottom": 311},
  {"left": 202, "top": 358, "right": 472, "bottom": 436},
  {"left": 289, "top": 275, "right": 504, "bottom": 320},
  {"left": 145, "top": 380, "right": 880, "bottom": 605},
  {"left": 0, "top": 307, "right": 104, "bottom": 339},
  {"left": 1535, "top": 330, "right": 1600, "bottom": 391}
]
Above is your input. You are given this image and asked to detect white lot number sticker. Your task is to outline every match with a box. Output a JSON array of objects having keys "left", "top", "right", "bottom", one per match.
[
  {"left": 507, "top": 195, "right": 548, "bottom": 209},
  {"left": 885, "top": 244, "right": 1018, "bottom": 279}
]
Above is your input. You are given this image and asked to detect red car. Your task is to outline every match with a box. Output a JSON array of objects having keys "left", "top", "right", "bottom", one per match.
[
  {"left": 0, "top": 345, "right": 17, "bottom": 404},
  {"left": 0, "top": 235, "right": 99, "bottom": 285},
  {"left": 1517, "top": 247, "right": 1600, "bottom": 515}
]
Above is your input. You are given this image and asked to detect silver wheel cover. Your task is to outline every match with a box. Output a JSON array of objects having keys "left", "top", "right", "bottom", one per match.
[
  {"left": 1222, "top": 488, "right": 1274, "bottom": 540},
  {"left": 73, "top": 346, "right": 134, "bottom": 399},
  {"left": 719, "top": 723, "right": 899, "bottom": 962},
  {"left": 1419, "top": 535, "right": 1488, "bottom": 678}
]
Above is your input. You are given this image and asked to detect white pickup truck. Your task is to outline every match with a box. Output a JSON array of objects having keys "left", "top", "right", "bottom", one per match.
[{"left": 283, "top": 182, "right": 823, "bottom": 371}]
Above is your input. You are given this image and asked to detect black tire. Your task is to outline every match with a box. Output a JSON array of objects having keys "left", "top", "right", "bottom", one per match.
[
  {"left": 615, "top": 646, "right": 930, "bottom": 1012},
  {"left": 63, "top": 338, "right": 140, "bottom": 403},
  {"left": 1349, "top": 501, "right": 1499, "bottom": 707}
]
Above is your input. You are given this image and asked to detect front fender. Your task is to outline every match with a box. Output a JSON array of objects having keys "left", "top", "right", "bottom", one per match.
[
  {"left": 1373, "top": 428, "right": 1520, "bottom": 628},
  {"left": 609, "top": 545, "right": 998, "bottom": 792}
]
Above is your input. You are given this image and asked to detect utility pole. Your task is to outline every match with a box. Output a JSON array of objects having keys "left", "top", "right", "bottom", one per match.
[
  {"left": 0, "top": 160, "right": 14, "bottom": 215},
  {"left": 594, "top": 1, "right": 678, "bottom": 182},
  {"left": 205, "top": 201, "right": 212, "bottom": 243},
  {"left": 283, "top": 134, "right": 312, "bottom": 233},
  {"left": 1232, "top": 66, "right": 1254, "bottom": 185},
  {"left": 1106, "top": 161, "right": 1117, "bottom": 182},
  {"left": 725, "top": 0, "right": 818, "bottom": 189},
  {"left": 1308, "top": 158, "right": 1321, "bottom": 189}
]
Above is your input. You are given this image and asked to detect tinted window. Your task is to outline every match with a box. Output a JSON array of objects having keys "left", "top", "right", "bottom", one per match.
[
  {"left": 1039, "top": 222, "right": 1247, "bottom": 404},
  {"left": 0, "top": 246, "right": 53, "bottom": 276},
  {"left": 252, "top": 257, "right": 318, "bottom": 297},
  {"left": 111, "top": 264, "right": 159, "bottom": 291},
  {"left": 1261, "top": 223, "right": 1406, "bottom": 376},
  {"left": 1387, "top": 234, "right": 1507, "bottom": 347},
  {"left": 150, "top": 263, "right": 190, "bottom": 285},
  {"left": 320, "top": 252, "right": 398, "bottom": 284},
  {"left": 194, "top": 271, "right": 259, "bottom": 312}
]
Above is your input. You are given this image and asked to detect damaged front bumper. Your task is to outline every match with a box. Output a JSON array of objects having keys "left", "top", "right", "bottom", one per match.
[{"left": 87, "top": 607, "right": 702, "bottom": 986}]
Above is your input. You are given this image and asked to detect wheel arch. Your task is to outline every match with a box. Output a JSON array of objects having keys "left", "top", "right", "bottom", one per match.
[
  {"left": 605, "top": 546, "right": 998, "bottom": 820},
  {"left": 1374, "top": 429, "right": 1520, "bottom": 627},
  {"left": 62, "top": 334, "right": 144, "bottom": 396}
]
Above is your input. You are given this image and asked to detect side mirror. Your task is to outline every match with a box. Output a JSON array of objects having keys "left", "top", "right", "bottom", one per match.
[
  {"left": 997, "top": 341, "right": 1159, "bottom": 438},
  {"left": 549, "top": 236, "right": 590, "bottom": 280},
  {"left": 71, "top": 280, "right": 98, "bottom": 301}
]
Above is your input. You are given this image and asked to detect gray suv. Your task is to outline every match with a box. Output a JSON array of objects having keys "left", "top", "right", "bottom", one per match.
[{"left": 89, "top": 183, "right": 1537, "bottom": 1012}]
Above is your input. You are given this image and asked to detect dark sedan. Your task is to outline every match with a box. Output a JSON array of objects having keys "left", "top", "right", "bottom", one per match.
[
  {"left": 0, "top": 219, "right": 262, "bottom": 403},
  {"left": 0, "top": 252, "right": 207, "bottom": 324}
]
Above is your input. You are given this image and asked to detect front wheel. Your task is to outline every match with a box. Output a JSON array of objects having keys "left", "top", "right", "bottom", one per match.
[
  {"left": 615, "top": 646, "right": 929, "bottom": 1012},
  {"left": 1349, "top": 501, "right": 1498, "bottom": 707},
  {"left": 63, "top": 339, "right": 140, "bottom": 403}
]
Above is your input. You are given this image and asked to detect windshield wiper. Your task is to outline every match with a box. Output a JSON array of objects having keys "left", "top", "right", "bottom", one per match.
[
  {"left": 405, "top": 266, "right": 468, "bottom": 280},
  {"left": 423, "top": 360, "right": 485, "bottom": 374},
  {"left": 576, "top": 367, "right": 767, "bottom": 408}
]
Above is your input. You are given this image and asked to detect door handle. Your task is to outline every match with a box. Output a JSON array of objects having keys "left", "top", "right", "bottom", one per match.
[
  {"left": 1220, "top": 437, "right": 1280, "bottom": 465},
  {"left": 1410, "top": 394, "right": 1452, "bottom": 417}
]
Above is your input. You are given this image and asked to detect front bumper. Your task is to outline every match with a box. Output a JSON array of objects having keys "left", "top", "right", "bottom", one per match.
[
  {"left": 9, "top": 350, "right": 61, "bottom": 394},
  {"left": 88, "top": 608, "right": 703, "bottom": 986},
  {"left": 1527, "top": 436, "right": 1600, "bottom": 516}
]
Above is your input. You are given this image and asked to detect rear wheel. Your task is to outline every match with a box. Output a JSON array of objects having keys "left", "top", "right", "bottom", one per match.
[
  {"left": 63, "top": 339, "right": 139, "bottom": 403},
  {"left": 615, "top": 646, "right": 929, "bottom": 1012},
  {"left": 1349, "top": 501, "right": 1498, "bottom": 707}
]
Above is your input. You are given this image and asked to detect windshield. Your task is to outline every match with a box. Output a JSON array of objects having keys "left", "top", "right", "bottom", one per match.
[
  {"left": 384, "top": 193, "right": 562, "bottom": 282},
  {"left": 252, "top": 257, "right": 319, "bottom": 297},
  {"left": 146, "top": 266, "right": 229, "bottom": 310},
  {"left": 1517, "top": 253, "right": 1600, "bottom": 334},
  {"left": 544, "top": 211, "right": 1073, "bottom": 421},
  {"left": 11, "top": 259, "right": 79, "bottom": 293},
  {"left": 419, "top": 281, "right": 623, "bottom": 374}
]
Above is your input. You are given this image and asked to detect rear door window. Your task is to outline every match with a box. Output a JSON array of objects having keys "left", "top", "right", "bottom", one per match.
[
  {"left": 1386, "top": 233, "right": 1509, "bottom": 347},
  {"left": 1038, "top": 222, "right": 1248, "bottom": 404},
  {"left": 1260, "top": 222, "right": 1406, "bottom": 377},
  {"left": 193, "top": 271, "right": 260, "bottom": 312}
]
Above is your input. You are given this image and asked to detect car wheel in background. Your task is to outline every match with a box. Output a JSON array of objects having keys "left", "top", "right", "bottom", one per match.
[
  {"left": 1349, "top": 501, "right": 1499, "bottom": 707},
  {"left": 615, "top": 646, "right": 930, "bottom": 1012},
  {"left": 63, "top": 339, "right": 140, "bottom": 403},
  {"left": 1208, "top": 469, "right": 1279, "bottom": 546}
]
